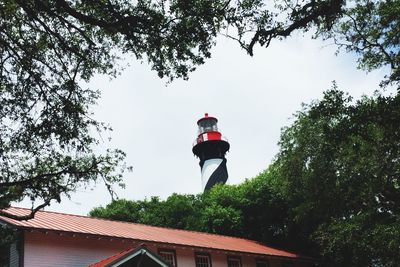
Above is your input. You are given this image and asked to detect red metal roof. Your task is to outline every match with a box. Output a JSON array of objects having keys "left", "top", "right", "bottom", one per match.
[
  {"left": 89, "top": 247, "right": 134, "bottom": 267},
  {"left": 0, "top": 207, "right": 299, "bottom": 259},
  {"left": 89, "top": 245, "right": 168, "bottom": 267}
]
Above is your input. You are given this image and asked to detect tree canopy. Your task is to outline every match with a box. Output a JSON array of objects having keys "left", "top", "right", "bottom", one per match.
[
  {"left": 216, "top": 0, "right": 399, "bottom": 87},
  {"left": 274, "top": 88, "right": 400, "bottom": 266},
  {"left": 1, "top": 0, "right": 228, "bottom": 219},
  {"left": 91, "top": 88, "right": 400, "bottom": 266},
  {"left": 1, "top": 0, "right": 399, "bottom": 220},
  {"left": 1, "top": 1, "right": 399, "bottom": 266},
  {"left": 89, "top": 173, "right": 290, "bottom": 248}
]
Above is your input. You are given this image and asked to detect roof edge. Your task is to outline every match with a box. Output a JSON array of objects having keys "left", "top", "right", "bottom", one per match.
[{"left": 19, "top": 227, "right": 310, "bottom": 261}]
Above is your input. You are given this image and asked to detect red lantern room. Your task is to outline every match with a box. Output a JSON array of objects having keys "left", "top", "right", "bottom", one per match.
[
  {"left": 193, "top": 113, "right": 230, "bottom": 161},
  {"left": 195, "top": 113, "right": 223, "bottom": 144}
]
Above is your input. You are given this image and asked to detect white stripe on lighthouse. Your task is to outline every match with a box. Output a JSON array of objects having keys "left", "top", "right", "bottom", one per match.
[{"left": 201, "top": 158, "right": 223, "bottom": 191}]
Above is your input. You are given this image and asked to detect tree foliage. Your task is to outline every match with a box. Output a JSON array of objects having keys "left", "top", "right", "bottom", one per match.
[
  {"left": 90, "top": 88, "right": 400, "bottom": 266},
  {"left": 90, "top": 171, "right": 290, "bottom": 249},
  {"left": 86, "top": 5, "right": 400, "bottom": 263},
  {"left": 274, "top": 88, "right": 400, "bottom": 266},
  {"left": 0, "top": 225, "right": 17, "bottom": 266},
  {"left": 323, "top": 0, "right": 400, "bottom": 86},
  {"left": 1, "top": 0, "right": 398, "bottom": 220},
  {"left": 90, "top": 194, "right": 204, "bottom": 230},
  {"left": 225, "top": 0, "right": 399, "bottom": 86},
  {"left": 0, "top": 0, "right": 229, "bottom": 220}
]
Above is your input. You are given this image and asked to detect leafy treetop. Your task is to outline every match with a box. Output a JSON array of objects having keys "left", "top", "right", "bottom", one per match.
[
  {"left": 0, "top": 0, "right": 228, "bottom": 220},
  {"left": 1, "top": 0, "right": 399, "bottom": 220},
  {"left": 91, "top": 88, "right": 400, "bottom": 266}
]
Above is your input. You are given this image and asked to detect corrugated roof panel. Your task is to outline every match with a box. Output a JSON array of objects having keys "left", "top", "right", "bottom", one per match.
[
  {"left": 0, "top": 207, "right": 299, "bottom": 258},
  {"left": 89, "top": 247, "right": 134, "bottom": 267}
]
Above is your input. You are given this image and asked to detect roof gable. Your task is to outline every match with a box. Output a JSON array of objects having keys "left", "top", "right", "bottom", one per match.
[{"left": 90, "top": 245, "right": 171, "bottom": 267}]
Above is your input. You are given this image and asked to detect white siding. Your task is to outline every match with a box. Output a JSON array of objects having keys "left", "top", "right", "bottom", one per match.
[{"left": 24, "top": 232, "right": 129, "bottom": 267}]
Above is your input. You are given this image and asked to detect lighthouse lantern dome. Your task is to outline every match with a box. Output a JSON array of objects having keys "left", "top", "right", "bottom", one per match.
[{"left": 197, "top": 113, "right": 218, "bottom": 134}]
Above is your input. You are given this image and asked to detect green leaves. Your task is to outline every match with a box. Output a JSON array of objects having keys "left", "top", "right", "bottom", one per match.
[
  {"left": 90, "top": 171, "right": 289, "bottom": 247},
  {"left": 0, "top": 0, "right": 231, "bottom": 219},
  {"left": 274, "top": 88, "right": 400, "bottom": 266},
  {"left": 90, "top": 194, "right": 203, "bottom": 230},
  {"left": 0, "top": 224, "right": 18, "bottom": 266},
  {"left": 325, "top": 0, "right": 400, "bottom": 87},
  {"left": 89, "top": 88, "right": 400, "bottom": 266},
  {"left": 314, "top": 213, "right": 400, "bottom": 266},
  {"left": 220, "top": 0, "right": 399, "bottom": 87}
]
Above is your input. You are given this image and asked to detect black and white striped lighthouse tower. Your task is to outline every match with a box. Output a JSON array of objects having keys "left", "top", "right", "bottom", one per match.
[{"left": 193, "top": 113, "right": 230, "bottom": 191}]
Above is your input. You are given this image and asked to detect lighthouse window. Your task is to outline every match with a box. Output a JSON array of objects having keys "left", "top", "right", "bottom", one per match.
[{"left": 198, "top": 120, "right": 218, "bottom": 134}]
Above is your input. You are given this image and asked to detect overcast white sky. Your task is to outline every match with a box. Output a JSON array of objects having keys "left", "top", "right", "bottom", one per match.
[{"left": 18, "top": 32, "right": 392, "bottom": 215}]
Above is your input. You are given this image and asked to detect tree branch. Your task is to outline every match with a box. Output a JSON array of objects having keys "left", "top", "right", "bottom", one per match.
[
  {"left": 0, "top": 201, "right": 50, "bottom": 221},
  {"left": 246, "top": 0, "right": 343, "bottom": 56}
]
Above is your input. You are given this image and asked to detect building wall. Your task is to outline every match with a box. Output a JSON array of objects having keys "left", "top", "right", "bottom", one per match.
[
  {"left": 23, "top": 231, "right": 311, "bottom": 267},
  {"left": 175, "top": 249, "right": 310, "bottom": 267},
  {"left": 24, "top": 231, "right": 129, "bottom": 267}
]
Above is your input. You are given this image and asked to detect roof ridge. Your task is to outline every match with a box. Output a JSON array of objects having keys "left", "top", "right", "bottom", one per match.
[{"left": 7, "top": 206, "right": 264, "bottom": 243}]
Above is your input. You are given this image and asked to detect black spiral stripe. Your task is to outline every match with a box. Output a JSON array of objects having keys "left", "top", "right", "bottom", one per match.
[{"left": 204, "top": 158, "right": 228, "bottom": 191}]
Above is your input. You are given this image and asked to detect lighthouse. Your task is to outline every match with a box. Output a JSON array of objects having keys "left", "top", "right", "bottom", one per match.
[{"left": 193, "top": 113, "right": 230, "bottom": 191}]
